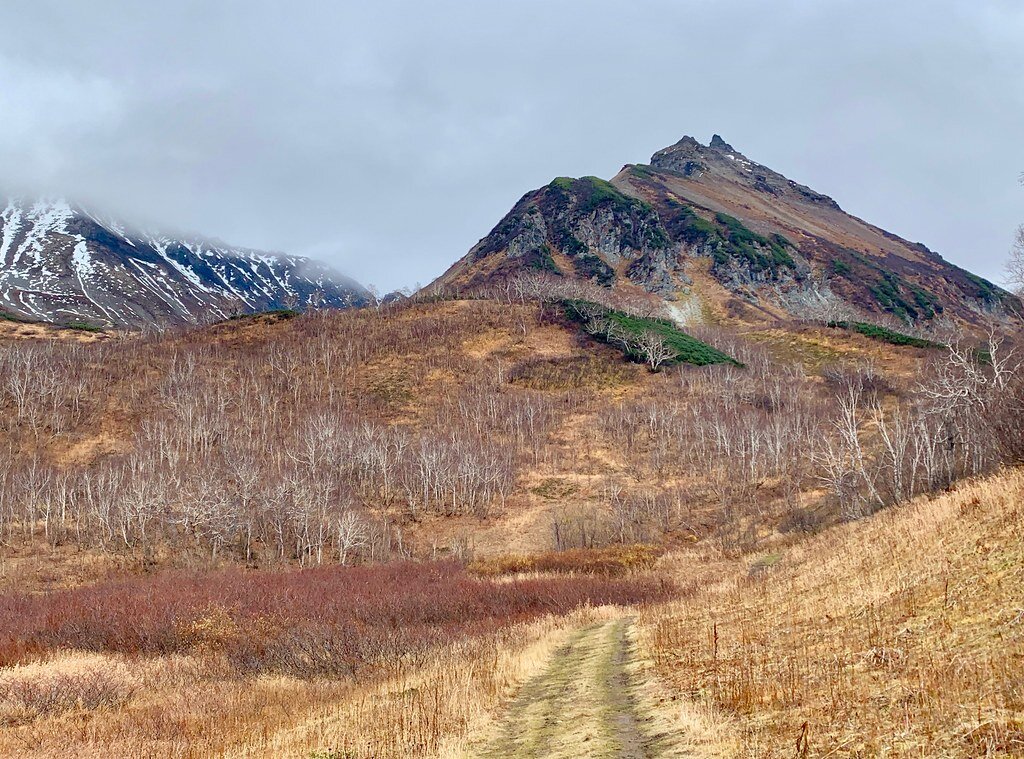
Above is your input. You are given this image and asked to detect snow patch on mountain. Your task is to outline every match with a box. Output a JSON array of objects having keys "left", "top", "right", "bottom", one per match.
[{"left": 0, "top": 197, "right": 369, "bottom": 328}]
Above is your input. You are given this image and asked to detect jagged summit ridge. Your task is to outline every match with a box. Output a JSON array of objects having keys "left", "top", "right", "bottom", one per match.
[
  {"left": 0, "top": 196, "right": 369, "bottom": 327},
  {"left": 650, "top": 134, "right": 842, "bottom": 211}
]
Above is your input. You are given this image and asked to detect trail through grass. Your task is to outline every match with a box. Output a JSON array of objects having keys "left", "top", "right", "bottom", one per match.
[{"left": 476, "top": 619, "right": 658, "bottom": 758}]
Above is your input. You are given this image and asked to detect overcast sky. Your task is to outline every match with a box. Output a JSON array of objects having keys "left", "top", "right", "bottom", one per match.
[{"left": 1, "top": 1, "right": 1022, "bottom": 291}]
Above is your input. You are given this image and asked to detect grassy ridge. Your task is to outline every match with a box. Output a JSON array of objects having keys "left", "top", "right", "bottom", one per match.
[{"left": 640, "top": 469, "right": 1024, "bottom": 756}]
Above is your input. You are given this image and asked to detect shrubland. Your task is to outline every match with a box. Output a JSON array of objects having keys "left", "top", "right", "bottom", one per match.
[
  {"left": 0, "top": 273, "right": 1022, "bottom": 756},
  {"left": 0, "top": 275, "right": 1021, "bottom": 568},
  {"left": 0, "top": 559, "right": 666, "bottom": 676}
]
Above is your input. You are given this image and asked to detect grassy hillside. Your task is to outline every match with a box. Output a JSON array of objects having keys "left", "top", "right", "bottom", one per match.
[
  {"left": 640, "top": 468, "right": 1024, "bottom": 757},
  {"left": 0, "top": 296, "right": 1020, "bottom": 756}
]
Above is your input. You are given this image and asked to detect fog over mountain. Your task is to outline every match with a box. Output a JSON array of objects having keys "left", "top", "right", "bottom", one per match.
[{"left": 0, "top": 0, "right": 1021, "bottom": 291}]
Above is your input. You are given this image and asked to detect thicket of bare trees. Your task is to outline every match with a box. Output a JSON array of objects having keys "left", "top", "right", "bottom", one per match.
[
  {"left": 0, "top": 303, "right": 570, "bottom": 566},
  {"left": 571, "top": 325, "right": 1022, "bottom": 551},
  {"left": 1, "top": 293, "right": 1021, "bottom": 565}
]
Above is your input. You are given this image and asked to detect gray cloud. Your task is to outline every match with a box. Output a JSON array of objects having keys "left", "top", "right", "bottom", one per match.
[{"left": 1, "top": 0, "right": 1021, "bottom": 290}]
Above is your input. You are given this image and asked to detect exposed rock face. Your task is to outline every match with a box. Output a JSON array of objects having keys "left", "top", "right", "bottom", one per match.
[
  {"left": 435, "top": 135, "right": 1020, "bottom": 326},
  {"left": 0, "top": 198, "right": 368, "bottom": 327},
  {"left": 449, "top": 177, "right": 671, "bottom": 288}
]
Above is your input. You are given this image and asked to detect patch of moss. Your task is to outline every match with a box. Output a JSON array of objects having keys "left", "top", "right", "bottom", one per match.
[
  {"left": 577, "top": 176, "right": 634, "bottom": 214},
  {"left": 229, "top": 308, "right": 299, "bottom": 321},
  {"left": 629, "top": 164, "right": 657, "bottom": 180},
  {"left": 829, "top": 321, "right": 944, "bottom": 350},
  {"left": 869, "top": 272, "right": 932, "bottom": 322},
  {"left": 831, "top": 259, "right": 852, "bottom": 276},
  {"left": 528, "top": 246, "right": 562, "bottom": 275},
  {"left": 546, "top": 176, "right": 670, "bottom": 254},
  {"left": 714, "top": 213, "right": 796, "bottom": 275},
  {"left": 562, "top": 299, "right": 739, "bottom": 367},
  {"left": 965, "top": 272, "right": 1002, "bottom": 304},
  {"left": 555, "top": 230, "right": 588, "bottom": 258},
  {"left": 911, "top": 285, "right": 943, "bottom": 316},
  {"left": 659, "top": 201, "right": 798, "bottom": 278},
  {"left": 0, "top": 310, "right": 32, "bottom": 324},
  {"left": 834, "top": 250, "right": 947, "bottom": 322},
  {"left": 663, "top": 201, "right": 722, "bottom": 246}
]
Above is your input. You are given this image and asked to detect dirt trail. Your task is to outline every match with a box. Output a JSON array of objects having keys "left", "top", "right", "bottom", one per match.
[{"left": 476, "top": 618, "right": 659, "bottom": 759}]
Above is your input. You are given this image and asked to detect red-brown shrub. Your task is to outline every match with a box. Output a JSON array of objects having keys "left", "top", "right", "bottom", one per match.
[{"left": 0, "top": 560, "right": 669, "bottom": 676}]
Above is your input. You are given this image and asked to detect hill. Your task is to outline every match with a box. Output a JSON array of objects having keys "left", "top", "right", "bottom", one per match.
[
  {"left": 0, "top": 198, "right": 368, "bottom": 328},
  {"left": 640, "top": 467, "right": 1024, "bottom": 756},
  {"left": 0, "top": 295, "right": 1020, "bottom": 756},
  {"left": 0, "top": 295, "right": 1014, "bottom": 571},
  {"left": 435, "top": 135, "right": 1020, "bottom": 328}
]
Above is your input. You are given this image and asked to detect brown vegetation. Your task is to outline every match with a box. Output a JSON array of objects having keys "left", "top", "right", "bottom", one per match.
[
  {"left": 0, "top": 560, "right": 668, "bottom": 674},
  {"left": 1, "top": 289, "right": 1021, "bottom": 757},
  {"left": 1, "top": 293, "right": 1020, "bottom": 567},
  {"left": 640, "top": 468, "right": 1024, "bottom": 757},
  {"left": 468, "top": 543, "right": 664, "bottom": 577},
  {"left": 0, "top": 555, "right": 666, "bottom": 757}
]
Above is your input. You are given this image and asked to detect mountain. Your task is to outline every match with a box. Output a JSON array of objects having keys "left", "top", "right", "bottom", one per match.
[
  {"left": 436, "top": 135, "right": 1019, "bottom": 326},
  {"left": 0, "top": 198, "right": 368, "bottom": 328}
]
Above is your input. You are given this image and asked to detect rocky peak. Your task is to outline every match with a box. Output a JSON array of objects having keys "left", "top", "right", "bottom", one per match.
[
  {"left": 709, "top": 134, "right": 735, "bottom": 152},
  {"left": 647, "top": 135, "right": 843, "bottom": 211},
  {"left": 435, "top": 131, "right": 1021, "bottom": 329},
  {"left": 650, "top": 134, "right": 749, "bottom": 174}
]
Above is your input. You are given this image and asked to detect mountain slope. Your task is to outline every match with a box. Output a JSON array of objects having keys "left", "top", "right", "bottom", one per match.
[
  {"left": 0, "top": 198, "right": 368, "bottom": 328},
  {"left": 436, "top": 135, "right": 1019, "bottom": 327}
]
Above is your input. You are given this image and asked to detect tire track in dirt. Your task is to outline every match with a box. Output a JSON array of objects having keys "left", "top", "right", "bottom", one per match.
[{"left": 476, "top": 618, "right": 657, "bottom": 758}]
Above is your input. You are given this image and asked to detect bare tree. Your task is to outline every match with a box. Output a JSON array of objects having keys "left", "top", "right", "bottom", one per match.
[
  {"left": 1009, "top": 225, "right": 1024, "bottom": 297},
  {"left": 334, "top": 511, "right": 368, "bottom": 564},
  {"left": 634, "top": 330, "right": 677, "bottom": 372}
]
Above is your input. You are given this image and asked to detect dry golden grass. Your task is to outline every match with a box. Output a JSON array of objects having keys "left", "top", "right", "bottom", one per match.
[
  {"left": 0, "top": 609, "right": 608, "bottom": 758},
  {"left": 0, "top": 543, "right": 130, "bottom": 594},
  {"left": 0, "top": 650, "right": 345, "bottom": 758},
  {"left": 256, "top": 608, "right": 608, "bottom": 759},
  {"left": 0, "top": 319, "right": 110, "bottom": 342},
  {"left": 468, "top": 543, "right": 664, "bottom": 578},
  {"left": 639, "top": 468, "right": 1024, "bottom": 757},
  {"left": 744, "top": 324, "right": 932, "bottom": 377}
]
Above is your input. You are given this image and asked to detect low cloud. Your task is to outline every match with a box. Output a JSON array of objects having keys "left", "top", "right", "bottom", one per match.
[{"left": 0, "top": 0, "right": 1021, "bottom": 289}]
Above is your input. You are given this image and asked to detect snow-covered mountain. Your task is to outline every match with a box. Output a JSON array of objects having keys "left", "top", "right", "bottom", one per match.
[{"left": 0, "top": 198, "right": 369, "bottom": 328}]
